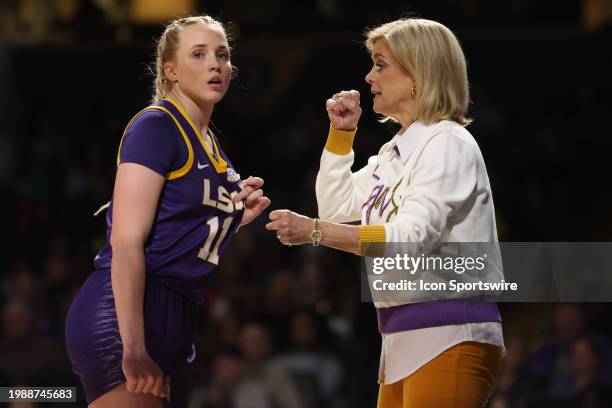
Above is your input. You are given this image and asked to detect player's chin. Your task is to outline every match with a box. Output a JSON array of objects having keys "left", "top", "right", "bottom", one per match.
[{"left": 201, "top": 90, "right": 228, "bottom": 104}]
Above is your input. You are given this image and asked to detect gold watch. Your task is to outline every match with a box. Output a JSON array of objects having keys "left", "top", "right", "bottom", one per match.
[{"left": 311, "top": 218, "right": 323, "bottom": 246}]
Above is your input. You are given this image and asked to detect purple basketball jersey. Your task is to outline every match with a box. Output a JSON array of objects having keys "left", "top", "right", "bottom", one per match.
[{"left": 94, "top": 98, "right": 244, "bottom": 303}]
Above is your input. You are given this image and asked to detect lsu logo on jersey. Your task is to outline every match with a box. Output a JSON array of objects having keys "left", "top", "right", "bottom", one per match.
[{"left": 202, "top": 179, "right": 244, "bottom": 213}]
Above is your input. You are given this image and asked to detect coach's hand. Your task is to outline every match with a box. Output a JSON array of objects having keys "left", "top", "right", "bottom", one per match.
[
  {"left": 233, "top": 176, "right": 271, "bottom": 227},
  {"left": 122, "top": 350, "right": 166, "bottom": 398},
  {"left": 266, "top": 210, "right": 312, "bottom": 246},
  {"left": 326, "top": 89, "right": 362, "bottom": 131}
]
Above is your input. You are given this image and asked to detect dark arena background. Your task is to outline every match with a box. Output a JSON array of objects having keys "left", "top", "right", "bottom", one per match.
[{"left": 1, "top": 0, "right": 612, "bottom": 407}]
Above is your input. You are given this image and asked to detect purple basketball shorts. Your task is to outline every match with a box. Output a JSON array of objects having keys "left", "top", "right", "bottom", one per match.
[{"left": 65, "top": 269, "right": 197, "bottom": 407}]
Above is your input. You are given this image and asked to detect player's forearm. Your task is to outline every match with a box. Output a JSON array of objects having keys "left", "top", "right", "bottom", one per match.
[{"left": 110, "top": 242, "right": 147, "bottom": 355}]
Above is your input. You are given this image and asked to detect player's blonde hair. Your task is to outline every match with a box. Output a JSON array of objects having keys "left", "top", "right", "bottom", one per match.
[
  {"left": 152, "top": 15, "right": 231, "bottom": 103},
  {"left": 365, "top": 18, "right": 471, "bottom": 126}
]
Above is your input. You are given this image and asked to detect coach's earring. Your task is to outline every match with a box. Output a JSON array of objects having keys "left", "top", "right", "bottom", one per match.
[
  {"left": 164, "top": 376, "right": 171, "bottom": 402},
  {"left": 411, "top": 85, "right": 416, "bottom": 97}
]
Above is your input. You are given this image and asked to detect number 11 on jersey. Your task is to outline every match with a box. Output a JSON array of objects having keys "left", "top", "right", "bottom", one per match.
[{"left": 198, "top": 216, "right": 233, "bottom": 265}]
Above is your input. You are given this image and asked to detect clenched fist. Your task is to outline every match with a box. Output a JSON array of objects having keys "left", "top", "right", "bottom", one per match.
[
  {"left": 326, "top": 90, "right": 362, "bottom": 131},
  {"left": 122, "top": 349, "right": 166, "bottom": 398}
]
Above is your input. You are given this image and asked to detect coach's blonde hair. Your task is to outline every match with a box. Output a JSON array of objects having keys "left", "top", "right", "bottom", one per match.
[
  {"left": 365, "top": 18, "right": 471, "bottom": 126},
  {"left": 152, "top": 15, "right": 230, "bottom": 103}
]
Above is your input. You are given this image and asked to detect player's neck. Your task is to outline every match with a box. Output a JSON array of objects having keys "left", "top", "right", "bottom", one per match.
[{"left": 166, "top": 90, "right": 213, "bottom": 136}]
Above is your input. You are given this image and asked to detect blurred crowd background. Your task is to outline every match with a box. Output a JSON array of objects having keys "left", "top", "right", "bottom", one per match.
[{"left": 1, "top": 0, "right": 612, "bottom": 407}]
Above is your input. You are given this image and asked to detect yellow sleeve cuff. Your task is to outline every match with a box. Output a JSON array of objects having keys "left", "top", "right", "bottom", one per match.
[
  {"left": 324, "top": 125, "right": 356, "bottom": 155},
  {"left": 359, "top": 225, "right": 386, "bottom": 243},
  {"left": 356, "top": 225, "right": 386, "bottom": 256}
]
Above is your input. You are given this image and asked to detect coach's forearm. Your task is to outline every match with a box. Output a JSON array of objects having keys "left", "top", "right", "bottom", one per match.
[
  {"left": 111, "top": 242, "right": 147, "bottom": 355},
  {"left": 320, "top": 221, "right": 386, "bottom": 255},
  {"left": 318, "top": 221, "right": 360, "bottom": 253}
]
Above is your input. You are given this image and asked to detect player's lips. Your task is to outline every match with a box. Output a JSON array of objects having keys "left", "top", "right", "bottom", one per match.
[{"left": 207, "top": 76, "right": 224, "bottom": 91}]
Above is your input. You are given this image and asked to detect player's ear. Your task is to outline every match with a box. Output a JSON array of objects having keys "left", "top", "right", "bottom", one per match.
[{"left": 164, "top": 62, "right": 177, "bottom": 83}]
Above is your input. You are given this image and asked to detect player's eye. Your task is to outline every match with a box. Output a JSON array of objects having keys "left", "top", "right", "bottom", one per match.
[
  {"left": 375, "top": 63, "right": 385, "bottom": 72},
  {"left": 217, "top": 52, "right": 229, "bottom": 61}
]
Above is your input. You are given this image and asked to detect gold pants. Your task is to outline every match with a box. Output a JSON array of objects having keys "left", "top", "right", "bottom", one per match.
[{"left": 377, "top": 341, "right": 503, "bottom": 408}]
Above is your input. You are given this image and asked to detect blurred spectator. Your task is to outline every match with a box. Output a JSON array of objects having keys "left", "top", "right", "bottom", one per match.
[
  {"left": 295, "top": 257, "right": 326, "bottom": 307},
  {"left": 529, "top": 304, "right": 588, "bottom": 389},
  {"left": 489, "top": 334, "right": 536, "bottom": 408},
  {"left": 0, "top": 301, "right": 70, "bottom": 385},
  {"left": 276, "top": 309, "right": 344, "bottom": 408},
  {"left": 189, "top": 346, "right": 269, "bottom": 408},
  {"left": 262, "top": 270, "right": 297, "bottom": 349},
  {"left": 1, "top": 258, "right": 49, "bottom": 334},
  {"left": 571, "top": 336, "right": 612, "bottom": 406},
  {"left": 527, "top": 304, "right": 612, "bottom": 406},
  {"left": 238, "top": 322, "right": 306, "bottom": 408},
  {"left": 2, "top": 258, "right": 39, "bottom": 304}
]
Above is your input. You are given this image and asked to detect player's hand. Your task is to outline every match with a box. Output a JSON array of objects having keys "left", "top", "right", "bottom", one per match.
[
  {"left": 326, "top": 90, "right": 362, "bottom": 131},
  {"left": 122, "top": 349, "right": 166, "bottom": 399},
  {"left": 233, "top": 176, "right": 271, "bottom": 227},
  {"left": 265, "top": 209, "right": 313, "bottom": 246}
]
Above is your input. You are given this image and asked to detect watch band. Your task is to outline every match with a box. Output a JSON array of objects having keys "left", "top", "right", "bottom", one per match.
[{"left": 311, "top": 218, "right": 322, "bottom": 246}]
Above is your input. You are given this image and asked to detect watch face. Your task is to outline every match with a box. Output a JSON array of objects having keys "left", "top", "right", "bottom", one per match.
[{"left": 312, "top": 231, "right": 322, "bottom": 241}]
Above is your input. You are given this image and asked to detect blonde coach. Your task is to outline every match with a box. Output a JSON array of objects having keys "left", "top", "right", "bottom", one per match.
[{"left": 266, "top": 18, "right": 504, "bottom": 407}]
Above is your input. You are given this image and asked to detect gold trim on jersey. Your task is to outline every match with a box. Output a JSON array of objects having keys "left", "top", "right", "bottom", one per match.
[
  {"left": 164, "top": 98, "right": 228, "bottom": 174},
  {"left": 116, "top": 106, "right": 194, "bottom": 180}
]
